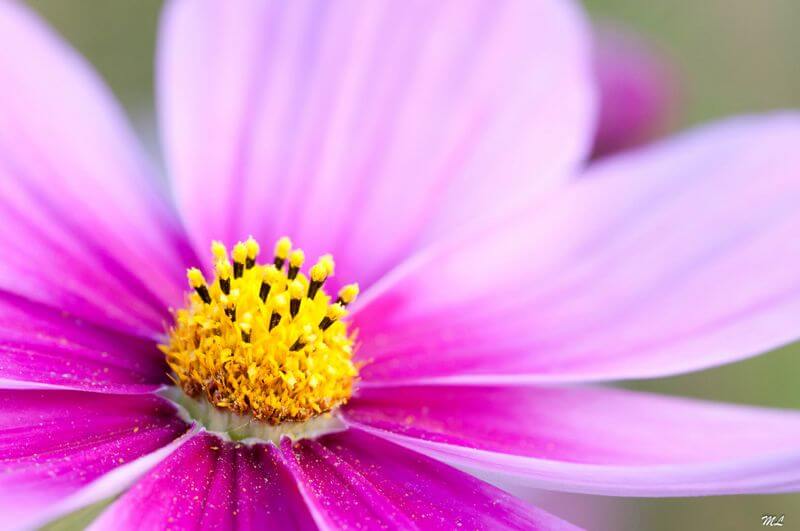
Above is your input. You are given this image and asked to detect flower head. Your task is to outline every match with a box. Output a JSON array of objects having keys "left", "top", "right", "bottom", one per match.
[{"left": 1, "top": 0, "right": 800, "bottom": 529}]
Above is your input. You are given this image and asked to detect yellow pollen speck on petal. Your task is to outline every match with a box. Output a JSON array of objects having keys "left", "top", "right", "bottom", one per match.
[{"left": 162, "top": 237, "right": 359, "bottom": 425}]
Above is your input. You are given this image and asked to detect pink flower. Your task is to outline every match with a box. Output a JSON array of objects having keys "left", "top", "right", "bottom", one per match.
[
  {"left": 591, "top": 22, "right": 679, "bottom": 158},
  {"left": 1, "top": 1, "right": 799, "bottom": 529}
]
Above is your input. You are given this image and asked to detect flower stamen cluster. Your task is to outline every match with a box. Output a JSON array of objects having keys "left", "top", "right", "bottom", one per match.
[{"left": 161, "top": 236, "right": 359, "bottom": 425}]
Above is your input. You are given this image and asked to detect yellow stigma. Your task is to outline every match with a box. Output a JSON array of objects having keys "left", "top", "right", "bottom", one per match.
[{"left": 161, "top": 237, "right": 359, "bottom": 425}]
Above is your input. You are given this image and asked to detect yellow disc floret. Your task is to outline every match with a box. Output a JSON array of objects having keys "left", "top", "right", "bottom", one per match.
[{"left": 161, "top": 236, "right": 359, "bottom": 425}]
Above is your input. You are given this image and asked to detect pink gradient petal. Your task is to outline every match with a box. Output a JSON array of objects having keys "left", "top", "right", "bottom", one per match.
[
  {"left": 344, "top": 385, "right": 800, "bottom": 496},
  {"left": 353, "top": 114, "right": 800, "bottom": 385},
  {"left": 0, "top": 390, "right": 190, "bottom": 530},
  {"left": 591, "top": 23, "right": 678, "bottom": 158},
  {"left": 91, "top": 432, "right": 315, "bottom": 530},
  {"left": 281, "top": 428, "right": 579, "bottom": 529},
  {"left": 0, "top": 291, "right": 169, "bottom": 392},
  {"left": 158, "top": 0, "right": 595, "bottom": 290},
  {"left": 0, "top": 1, "right": 196, "bottom": 338}
]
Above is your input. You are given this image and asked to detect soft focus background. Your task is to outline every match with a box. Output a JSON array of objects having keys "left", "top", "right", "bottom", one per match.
[{"left": 26, "top": 1, "right": 800, "bottom": 530}]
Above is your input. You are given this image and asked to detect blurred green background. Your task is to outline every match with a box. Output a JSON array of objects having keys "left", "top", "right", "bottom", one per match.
[{"left": 25, "top": 0, "right": 800, "bottom": 530}]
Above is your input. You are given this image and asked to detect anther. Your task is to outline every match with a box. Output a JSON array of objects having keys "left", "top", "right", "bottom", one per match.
[
  {"left": 287, "top": 249, "right": 305, "bottom": 280},
  {"left": 240, "top": 313, "right": 253, "bottom": 343},
  {"left": 290, "top": 326, "right": 315, "bottom": 351},
  {"left": 336, "top": 283, "right": 360, "bottom": 307},
  {"left": 319, "top": 303, "right": 346, "bottom": 331},
  {"left": 211, "top": 241, "right": 228, "bottom": 263},
  {"left": 289, "top": 280, "right": 303, "bottom": 318},
  {"left": 259, "top": 265, "right": 279, "bottom": 302},
  {"left": 245, "top": 236, "right": 260, "bottom": 269},
  {"left": 221, "top": 294, "right": 237, "bottom": 321},
  {"left": 232, "top": 242, "right": 247, "bottom": 279},
  {"left": 269, "top": 293, "right": 288, "bottom": 331},
  {"left": 308, "top": 256, "right": 333, "bottom": 299},
  {"left": 216, "top": 260, "right": 233, "bottom": 295},
  {"left": 187, "top": 268, "right": 211, "bottom": 304},
  {"left": 274, "top": 237, "right": 291, "bottom": 269}
]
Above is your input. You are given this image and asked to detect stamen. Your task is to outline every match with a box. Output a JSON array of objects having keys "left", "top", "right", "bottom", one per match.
[
  {"left": 211, "top": 241, "right": 228, "bottom": 262},
  {"left": 336, "top": 283, "right": 360, "bottom": 307},
  {"left": 163, "top": 237, "right": 358, "bottom": 425},
  {"left": 307, "top": 259, "right": 329, "bottom": 299},
  {"left": 259, "top": 265, "right": 279, "bottom": 302},
  {"left": 216, "top": 260, "right": 232, "bottom": 295},
  {"left": 232, "top": 242, "right": 247, "bottom": 279},
  {"left": 187, "top": 268, "right": 211, "bottom": 304},
  {"left": 240, "top": 312, "right": 253, "bottom": 343},
  {"left": 289, "top": 279, "right": 303, "bottom": 318},
  {"left": 287, "top": 249, "right": 305, "bottom": 280},
  {"left": 319, "top": 303, "right": 346, "bottom": 331},
  {"left": 245, "top": 236, "right": 259, "bottom": 269},
  {"left": 274, "top": 236, "right": 291, "bottom": 269},
  {"left": 269, "top": 292, "right": 288, "bottom": 330}
]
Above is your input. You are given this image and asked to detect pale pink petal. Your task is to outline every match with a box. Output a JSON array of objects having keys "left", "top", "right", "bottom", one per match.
[
  {"left": 158, "top": 0, "right": 595, "bottom": 290},
  {"left": 344, "top": 385, "right": 800, "bottom": 496},
  {"left": 0, "top": 1, "right": 196, "bottom": 337},
  {"left": 91, "top": 433, "right": 316, "bottom": 530},
  {"left": 353, "top": 114, "right": 800, "bottom": 384},
  {"left": 0, "top": 291, "right": 169, "bottom": 392},
  {"left": 281, "top": 428, "right": 579, "bottom": 530},
  {"left": 0, "top": 390, "right": 190, "bottom": 530}
]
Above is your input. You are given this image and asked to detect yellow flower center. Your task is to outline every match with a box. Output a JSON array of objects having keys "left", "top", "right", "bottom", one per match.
[{"left": 161, "top": 236, "right": 359, "bottom": 425}]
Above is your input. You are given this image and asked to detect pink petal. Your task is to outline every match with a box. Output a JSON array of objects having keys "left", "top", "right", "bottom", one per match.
[
  {"left": 90, "top": 432, "right": 316, "bottom": 530},
  {"left": 158, "top": 0, "right": 595, "bottom": 290},
  {"left": 590, "top": 23, "right": 678, "bottom": 158},
  {"left": 344, "top": 385, "right": 800, "bottom": 496},
  {"left": 353, "top": 114, "right": 800, "bottom": 384},
  {"left": 0, "top": 2, "right": 196, "bottom": 338},
  {"left": 0, "top": 390, "right": 190, "bottom": 530},
  {"left": 281, "top": 428, "right": 578, "bottom": 529},
  {"left": 0, "top": 291, "right": 169, "bottom": 392}
]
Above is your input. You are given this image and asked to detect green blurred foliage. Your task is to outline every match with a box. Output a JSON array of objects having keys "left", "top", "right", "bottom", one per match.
[
  {"left": 584, "top": 0, "right": 800, "bottom": 126},
  {"left": 23, "top": 1, "right": 800, "bottom": 530}
]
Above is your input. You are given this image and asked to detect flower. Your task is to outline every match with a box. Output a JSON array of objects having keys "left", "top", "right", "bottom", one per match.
[
  {"left": 1, "top": 0, "right": 800, "bottom": 529},
  {"left": 590, "top": 22, "right": 679, "bottom": 158}
]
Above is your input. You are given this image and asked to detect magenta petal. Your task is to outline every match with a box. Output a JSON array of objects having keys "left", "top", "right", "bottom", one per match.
[
  {"left": 91, "top": 433, "right": 316, "bottom": 530},
  {"left": 281, "top": 428, "right": 579, "bottom": 529},
  {"left": 344, "top": 385, "right": 800, "bottom": 496},
  {"left": 158, "top": 0, "right": 595, "bottom": 291},
  {"left": 0, "top": 291, "right": 169, "bottom": 392},
  {"left": 0, "top": 390, "right": 190, "bottom": 529},
  {"left": 0, "top": 1, "right": 196, "bottom": 338},
  {"left": 354, "top": 114, "right": 800, "bottom": 384}
]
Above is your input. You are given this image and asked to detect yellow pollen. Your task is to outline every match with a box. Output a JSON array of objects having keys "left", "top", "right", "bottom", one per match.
[{"left": 162, "top": 237, "right": 359, "bottom": 425}]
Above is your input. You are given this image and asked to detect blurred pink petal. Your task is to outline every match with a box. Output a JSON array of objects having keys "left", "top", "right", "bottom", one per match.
[
  {"left": 0, "top": 291, "right": 169, "bottom": 392},
  {"left": 0, "top": 390, "right": 190, "bottom": 530},
  {"left": 0, "top": 1, "right": 196, "bottom": 338},
  {"left": 345, "top": 385, "right": 800, "bottom": 496},
  {"left": 158, "top": 0, "right": 595, "bottom": 290},
  {"left": 591, "top": 23, "right": 678, "bottom": 158},
  {"left": 281, "top": 428, "right": 579, "bottom": 529},
  {"left": 353, "top": 114, "right": 800, "bottom": 385},
  {"left": 90, "top": 433, "right": 316, "bottom": 530}
]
